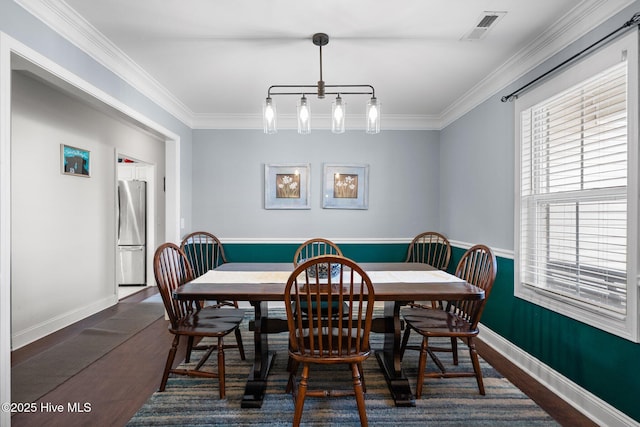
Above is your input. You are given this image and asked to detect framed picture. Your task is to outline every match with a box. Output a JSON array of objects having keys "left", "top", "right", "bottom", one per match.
[
  {"left": 61, "top": 144, "right": 90, "bottom": 177},
  {"left": 264, "top": 163, "right": 311, "bottom": 209},
  {"left": 322, "top": 163, "right": 369, "bottom": 209}
]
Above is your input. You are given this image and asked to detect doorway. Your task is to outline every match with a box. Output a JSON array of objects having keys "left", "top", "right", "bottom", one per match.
[{"left": 117, "top": 158, "right": 156, "bottom": 300}]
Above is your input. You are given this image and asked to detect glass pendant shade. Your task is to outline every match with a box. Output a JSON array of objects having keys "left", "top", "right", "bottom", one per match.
[
  {"left": 263, "top": 97, "right": 277, "bottom": 134},
  {"left": 297, "top": 95, "right": 311, "bottom": 134},
  {"left": 331, "top": 95, "right": 346, "bottom": 134},
  {"left": 365, "top": 97, "right": 380, "bottom": 134}
]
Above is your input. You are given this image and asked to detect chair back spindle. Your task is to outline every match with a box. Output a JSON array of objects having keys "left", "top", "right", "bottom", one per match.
[
  {"left": 181, "top": 231, "right": 237, "bottom": 308},
  {"left": 180, "top": 231, "right": 227, "bottom": 277},
  {"left": 450, "top": 244, "right": 497, "bottom": 327},
  {"left": 293, "top": 238, "right": 343, "bottom": 267},
  {"left": 405, "top": 231, "right": 451, "bottom": 271}
]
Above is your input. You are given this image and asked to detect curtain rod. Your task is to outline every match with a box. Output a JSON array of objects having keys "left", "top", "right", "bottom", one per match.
[{"left": 501, "top": 12, "right": 640, "bottom": 102}]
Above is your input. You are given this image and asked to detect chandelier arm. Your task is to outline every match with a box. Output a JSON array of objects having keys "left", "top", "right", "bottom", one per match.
[
  {"left": 324, "top": 91, "right": 374, "bottom": 96},
  {"left": 268, "top": 91, "right": 318, "bottom": 96},
  {"left": 267, "top": 84, "right": 318, "bottom": 97},
  {"left": 268, "top": 84, "right": 375, "bottom": 97},
  {"left": 325, "top": 84, "right": 376, "bottom": 98}
]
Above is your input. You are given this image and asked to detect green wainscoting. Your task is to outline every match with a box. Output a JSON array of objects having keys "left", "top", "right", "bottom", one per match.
[
  {"left": 224, "top": 242, "right": 640, "bottom": 422},
  {"left": 448, "top": 246, "right": 640, "bottom": 423},
  {"left": 224, "top": 242, "right": 408, "bottom": 264}
]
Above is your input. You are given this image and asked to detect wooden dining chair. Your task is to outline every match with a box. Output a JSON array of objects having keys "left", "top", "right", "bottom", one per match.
[
  {"left": 180, "top": 232, "right": 244, "bottom": 353},
  {"left": 400, "top": 244, "right": 497, "bottom": 398},
  {"left": 284, "top": 256, "right": 375, "bottom": 427},
  {"left": 293, "top": 237, "right": 343, "bottom": 266},
  {"left": 181, "top": 231, "right": 237, "bottom": 308},
  {"left": 405, "top": 231, "right": 452, "bottom": 311},
  {"left": 153, "top": 242, "right": 246, "bottom": 398},
  {"left": 405, "top": 231, "right": 451, "bottom": 270}
]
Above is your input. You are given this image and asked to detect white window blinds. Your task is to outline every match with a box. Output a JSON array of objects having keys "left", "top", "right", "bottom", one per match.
[{"left": 519, "top": 61, "right": 628, "bottom": 313}]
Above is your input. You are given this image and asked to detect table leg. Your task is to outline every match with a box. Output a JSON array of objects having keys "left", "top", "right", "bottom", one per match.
[
  {"left": 374, "top": 301, "right": 415, "bottom": 407},
  {"left": 241, "top": 301, "right": 276, "bottom": 408}
]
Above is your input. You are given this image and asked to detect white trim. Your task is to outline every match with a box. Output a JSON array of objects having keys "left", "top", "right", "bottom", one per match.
[
  {"left": 0, "top": 31, "right": 13, "bottom": 427},
  {"left": 15, "top": 0, "right": 194, "bottom": 127},
  {"left": 480, "top": 325, "right": 640, "bottom": 427},
  {"left": 220, "top": 237, "right": 413, "bottom": 245},
  {"left": 14, "top": 0, "right": 634, "bottom": 131},
  {"left": 11, "top": 296, "right": 117, "bottom": 350},
  {"left": 191, "top": 113, "right": 442, "bottom": 131},
  {"left": 448, "top": 239, "right": 514, "bottom": 260}
]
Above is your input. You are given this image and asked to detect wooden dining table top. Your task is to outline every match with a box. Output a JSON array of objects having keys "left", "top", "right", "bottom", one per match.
[{"left": 173, "top": 262, "right": 485, "bottom": 302}]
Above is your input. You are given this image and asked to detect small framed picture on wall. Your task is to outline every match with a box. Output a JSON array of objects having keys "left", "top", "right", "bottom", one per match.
[
  {"left": 61, "top": 144, "right": 90, "bottom": 177},
  {"left": 322, "top": 163, "right": 369, "bottom": 209},
  {"left": 264, "top": 163, "right": 311, "bottom": 209}
]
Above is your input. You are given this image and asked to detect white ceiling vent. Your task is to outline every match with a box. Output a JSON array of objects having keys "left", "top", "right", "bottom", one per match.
[{"left": 462, "top": 11, "right": 507, "bottom": 41}]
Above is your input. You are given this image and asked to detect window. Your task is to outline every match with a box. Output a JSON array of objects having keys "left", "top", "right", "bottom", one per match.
[{"left": 515, "top": 30, "right": 639, "bottom": 342}]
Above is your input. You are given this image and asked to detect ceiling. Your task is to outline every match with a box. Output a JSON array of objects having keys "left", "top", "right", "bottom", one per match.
[{"left": 22, "top": 0, "right": 635, "bottom": 129}]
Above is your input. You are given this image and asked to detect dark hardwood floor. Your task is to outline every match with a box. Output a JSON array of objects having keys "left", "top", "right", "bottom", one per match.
[{"left": 10, "top": 288, "right": 597, "bottom": 427}]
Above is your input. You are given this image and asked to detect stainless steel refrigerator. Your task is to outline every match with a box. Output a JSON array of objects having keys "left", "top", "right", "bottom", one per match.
[{"left": 117, "top": 180, "right": 146, "bottom": 285}]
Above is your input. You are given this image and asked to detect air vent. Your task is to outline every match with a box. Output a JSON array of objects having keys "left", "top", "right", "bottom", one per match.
[{"left": 462, "top": 11, "right": 506, "bottom": 41}]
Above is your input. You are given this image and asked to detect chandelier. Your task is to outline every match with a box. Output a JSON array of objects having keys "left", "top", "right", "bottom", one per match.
[{"left": 263, "top": 33, "right": 380, "bottom": 135}]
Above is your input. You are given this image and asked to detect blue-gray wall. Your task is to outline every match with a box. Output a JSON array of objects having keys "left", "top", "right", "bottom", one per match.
[
  {"left": 440, "top": 98, "right": 514, "bottom": 250},
  {"left": 192, "top": 129, "right": 441, "bottom": 239}
]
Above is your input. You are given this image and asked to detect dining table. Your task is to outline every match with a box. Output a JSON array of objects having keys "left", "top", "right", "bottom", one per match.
[{"left": 172, "top": 262, "right": 485, "bottom": 408}]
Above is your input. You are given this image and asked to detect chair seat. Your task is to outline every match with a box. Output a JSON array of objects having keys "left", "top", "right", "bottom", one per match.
[
  {"left": 403, "top": 307, "right": 478, "bottom": 337},
  {"left": 199, "top": 307, "right": 247, "bottom": 321},
  {"left": 172, "top": 308, "right": 246, "bottom": 336},
  {"left": 289, "top": 348, "right": 371, "bottom": 364}
]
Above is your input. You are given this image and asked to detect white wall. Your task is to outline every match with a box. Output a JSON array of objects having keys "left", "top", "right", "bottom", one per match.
[
  {"left": 10, "top": 71, "right": 165, "bottom": 348},
  {"left": 192, "top": 129, "right": 441, "bottom": 240}
]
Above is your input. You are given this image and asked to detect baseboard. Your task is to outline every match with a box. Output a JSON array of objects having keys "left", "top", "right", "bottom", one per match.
[
  {"left": 480, "top": 324, "right": 639, "bottom": 427},
  {"left": 11, "top": 295, "right": 118, "bottom": 350}
]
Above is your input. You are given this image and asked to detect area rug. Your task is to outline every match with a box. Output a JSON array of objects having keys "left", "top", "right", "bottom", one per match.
[
  {"left": 128, "top": 308, "right": 558, "bottom": 426},
  {"left": 12, "top": 299, "right": 164, "bottom": 404}
]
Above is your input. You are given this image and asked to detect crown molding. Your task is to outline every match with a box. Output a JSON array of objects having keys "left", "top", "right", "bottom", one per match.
[
  {"left": 16, "top": 0, "right": 635, "bottom": 132},
  {"left": 191, "top": 113, "right": 441, "bottom": 130},
  {"left": 439, "top": 0, "right": 635, "bottom": 129},
  {"left": 15, "top": 0, "right": 195, "bottom": 127}
]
